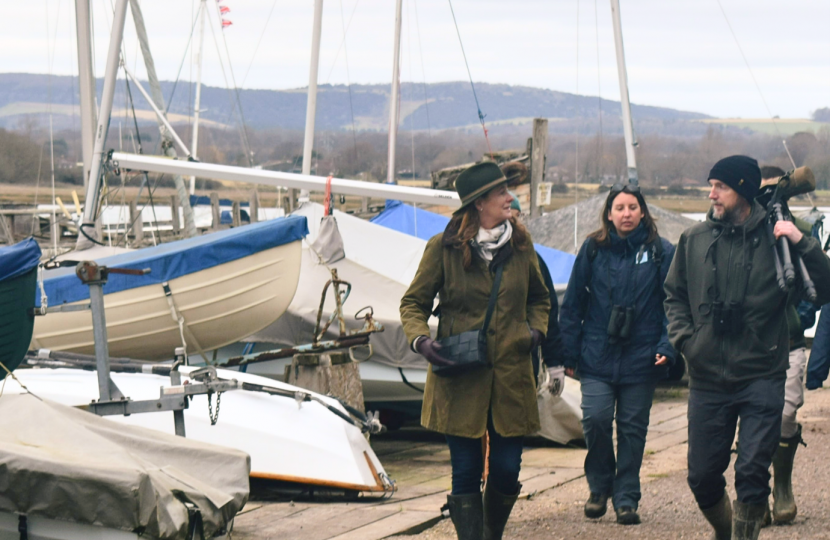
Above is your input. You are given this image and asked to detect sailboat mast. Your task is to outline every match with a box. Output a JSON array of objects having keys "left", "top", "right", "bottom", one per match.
[
  {"left": 298, "top": 0, "right": 324, "bottom": 206},
  {"left": 77, "top": 0, "right": 130, "bottom": 249},
  {"left": 190, "top": 0, "right": 207, "bottom": 195},
  {"left": 386, "top": 0, "right": 403, "bottom": 185},
  {"left": 609, "top": 0, "right": 638, "bottom": 185},
  {"left": 74, "top": 0, "right": 97, "bottom": 192}
]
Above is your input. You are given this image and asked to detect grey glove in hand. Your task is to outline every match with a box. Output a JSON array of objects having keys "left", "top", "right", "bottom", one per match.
[
  {"left": 537, "top": 366, "right": 566, "bottom": 397},
  {"left": 415, "top": 337, "right": 453, "bottom": 367}
]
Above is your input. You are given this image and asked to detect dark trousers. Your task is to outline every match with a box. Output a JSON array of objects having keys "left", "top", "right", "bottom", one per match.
[
  {"left": 580, "top": 377, "right": 656, "bottom": 509},
  {"left": 445, "top": 415, "right": 524, "bottom": 495},
  {"left": 687, "top": 377, "right": 785, "bottom": 509}
]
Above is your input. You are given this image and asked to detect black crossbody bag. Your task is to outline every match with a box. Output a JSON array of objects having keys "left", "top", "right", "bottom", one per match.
[{"left": 432, "top": 264, "right": 503, "bottom": 377}]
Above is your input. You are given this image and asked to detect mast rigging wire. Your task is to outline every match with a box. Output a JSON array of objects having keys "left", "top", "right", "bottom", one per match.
[
  {"left": 713, "top": 0, "right": 796, "bottom": 169},
  {"left": 211, "top": 1, "right": 255, "bottom": 167},
  {"left": 412, "top": 0, "right": 433, "bottom": 159},
  {"left": 205, "top": 7, "right": 255, "bottom": 167},
  {"left": 446, "top": 0, "right": 493, "bottom": 158},
  {"left": 574, "top": 0, "right": 581, "bottom": 251},
  {"left": 593, "top": 0, "right": 603, "bottom": 181},
  {"left": 241, "top": 0, "right": 281, "bottom": 88},
  {"left": 338, "top": 0, "right": 359, "bottom": 162}
]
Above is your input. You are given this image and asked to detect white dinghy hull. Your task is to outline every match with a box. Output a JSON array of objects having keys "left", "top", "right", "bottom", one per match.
[{"left": 5, "top": 367, "right": 391, "bottom": 493}]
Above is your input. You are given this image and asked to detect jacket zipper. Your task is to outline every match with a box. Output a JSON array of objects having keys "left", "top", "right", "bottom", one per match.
[{"left": 720, "top": 231, "right": 735, "bottom": 383}]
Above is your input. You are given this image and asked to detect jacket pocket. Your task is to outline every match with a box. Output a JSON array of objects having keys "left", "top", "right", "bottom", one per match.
[
  {"left": 525, "top": 321, "right": 534, "bottom": 353},
  {"left": 729, "top": 326, "right": 777, "bottom": 378}
]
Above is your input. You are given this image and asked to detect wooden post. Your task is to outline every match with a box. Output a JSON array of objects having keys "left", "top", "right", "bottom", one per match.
[
  {"left": 285, "top": 352, "right": 365, "bottom": 414},
  {"left": 361, "top": 197, "right": 369, "bottom": 214},
  {"left": 288, "top": 188, "right": 296, "bottom": 212},
  {"left": 170, "top": 194, "right": 181, "bottom": 234},
  {"left": 210, "top": 192, "right": 221, "bottom": 230},
  {"left": 529, "top": 118, "right": 548, "bottom": 218},
  {"left": 231, "top": 201, "right": 241, "bottom": 227},
  {"left": 248, "top": 190, "right": 259, "bottom": 223},
  {"left": 129, "top": 199, "right": 144, "bottom": 246}
]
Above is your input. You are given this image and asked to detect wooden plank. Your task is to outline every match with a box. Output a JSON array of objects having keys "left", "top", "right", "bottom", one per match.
[
  {"left": 327, "top": 510, "right": 442, "bottom": 540},
  {"left": 240, "top": 505, "right": 400, "bottom": 540},
  {"left": 648, "top": 414, "right": 688, "bottom": 434},
  {"left": 520, "top": 467, "right": 585, "bottom": 499},
  {"left": 645, "top": 427, "right": 688, "bottom": 454},
  {"left": 521, "top": 447, "right": 588, "bottom": 469}
]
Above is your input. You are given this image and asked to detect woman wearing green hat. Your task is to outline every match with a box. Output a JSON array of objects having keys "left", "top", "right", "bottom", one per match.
[{"left": 401, "top": 162, "right": 551, "bottom": 540}]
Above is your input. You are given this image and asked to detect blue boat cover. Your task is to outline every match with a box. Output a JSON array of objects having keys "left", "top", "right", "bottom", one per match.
[
  {"left": 0, "top": 238, "right": 41, "bottom": 283},
  {"left": 190, "top": 195, "right": 250, "bottom": 207},
  {"left": 371, "top": 200, "right": 576, "bottom": 284},
  {"left": 42, "top": 215, "right": 308, "bottom": 306}
]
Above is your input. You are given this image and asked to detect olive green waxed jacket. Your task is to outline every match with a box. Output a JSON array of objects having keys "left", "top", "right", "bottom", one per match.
[{"left": 400, "top": 232, "right": 551, "bottom": 438}]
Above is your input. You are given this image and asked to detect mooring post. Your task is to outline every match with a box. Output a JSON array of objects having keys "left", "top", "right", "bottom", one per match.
[
  {"left": 210, "top": 192, "right": 221, "bottom": 230},
  {"left": 530, "top": 118, "right": 548, "bottom": 219},
  {"left": 248, "top": 189, "right": 259, "bottom": 223}
]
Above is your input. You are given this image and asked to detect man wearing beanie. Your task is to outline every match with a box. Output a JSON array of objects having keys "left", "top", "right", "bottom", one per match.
[{"left": 664, "top": 155, "right": 830, "bottom": 540}]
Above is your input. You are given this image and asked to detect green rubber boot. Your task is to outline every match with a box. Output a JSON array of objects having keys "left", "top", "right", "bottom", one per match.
[
  {"left": 700, "top": 492, "right": 732, "bottom": 540},
  {"left": 733, "top": 500, "right": 765, "bottom": 540},
  {"left": 482, "top": 482, "right": 520, "bottom": 540},
  {"left": 772, "top": 424, "right": 803, "bottom": 524},
  {"left": 446, "top": 493, "right": 484, "bottom": 540}
]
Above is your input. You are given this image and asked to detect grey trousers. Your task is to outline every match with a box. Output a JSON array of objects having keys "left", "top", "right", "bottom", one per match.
[{"left": 782, "top": 347, "right": 807, "bottom": 439}]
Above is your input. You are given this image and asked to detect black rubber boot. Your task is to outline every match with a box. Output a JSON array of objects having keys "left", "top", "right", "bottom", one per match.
[
  {"left": 700, "top": 492, "right": 732, "bottom": 540},
  {"left": 772, "top": 424, "right": 803, "bottom": 524},
  {"left": 583, "top": 493, "right": 609, "bottom": 519},
  {"left": 732, "top": 500, "right": 765, "bottom": 540},
  {"left": 446, "top": 493, "right": 484, "bottom": 540},
  {"left": 482, "top": 482, "right": 519, "bottom": 540},
  {"left": 614, "top": 506, "right": 641, "bottom": 525}
]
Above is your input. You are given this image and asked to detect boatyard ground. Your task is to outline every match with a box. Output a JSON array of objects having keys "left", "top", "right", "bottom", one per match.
[{"left": 232, "top": 383, "right": 830, "bottom": 539}]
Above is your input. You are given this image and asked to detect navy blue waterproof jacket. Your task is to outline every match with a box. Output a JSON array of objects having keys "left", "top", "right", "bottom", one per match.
[{"left": 559, "top": 224, "right": 676, "bottom": 384}]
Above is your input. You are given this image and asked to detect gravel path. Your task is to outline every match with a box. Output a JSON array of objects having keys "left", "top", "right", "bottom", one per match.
[{"left": 399, "top": 389, "right": 830, "bottom": 539}]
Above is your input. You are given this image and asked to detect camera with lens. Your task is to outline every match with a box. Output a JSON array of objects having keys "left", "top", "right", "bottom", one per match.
[
  {"left": 712, "top": 301, "right": 743, "bottom": 336},
  {"left": 607, "top": 305, "right": 635, "bottom": 343}
]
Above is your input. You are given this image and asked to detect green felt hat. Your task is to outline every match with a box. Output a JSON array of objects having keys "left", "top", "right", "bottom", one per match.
[{"left": 454, "top": 162, "right": 509, "bottom": 213}]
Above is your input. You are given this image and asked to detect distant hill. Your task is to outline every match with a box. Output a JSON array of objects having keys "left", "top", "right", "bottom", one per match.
[{"left": 0, "top": 72, "right": 711, "bottom": 135}]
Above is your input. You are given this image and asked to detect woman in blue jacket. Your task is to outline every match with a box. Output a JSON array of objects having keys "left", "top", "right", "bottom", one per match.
[{"left": 559, "top": 183, "right": 675, "bottom": 526}]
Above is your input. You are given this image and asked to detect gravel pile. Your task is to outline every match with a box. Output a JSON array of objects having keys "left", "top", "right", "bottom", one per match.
[{"left": 526, "top": 194, "right": 699, "bottom": 255}]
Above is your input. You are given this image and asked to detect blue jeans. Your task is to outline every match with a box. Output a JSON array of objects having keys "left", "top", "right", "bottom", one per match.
[
  {"left": 687, "top": 378, "right": 785, "bottom": 509},
  {"left": 807, "top": 303, "right": 830, "bottom": 390},
  {"left": 445, "top": 415, "right": 524, "bottom": 495},
  {"left": 580, "top": 378, "right": 656, "bottom": 509}
]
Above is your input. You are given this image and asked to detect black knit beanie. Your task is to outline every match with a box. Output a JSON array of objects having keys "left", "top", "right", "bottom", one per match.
[{"left": 708, "top": 155, "right": 761, "bottom": 202}]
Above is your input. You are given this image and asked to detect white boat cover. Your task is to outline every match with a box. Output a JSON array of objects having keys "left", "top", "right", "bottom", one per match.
[
  {"left": 0, "top": 393, "right": 249, "bottom": 540},
  {"left": 249, "top": 202, "right": 433, "bottom": 370}
]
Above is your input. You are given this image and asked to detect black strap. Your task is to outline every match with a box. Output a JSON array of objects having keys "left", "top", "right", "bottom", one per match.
[{"left": 481, "top": 264, "right": 504, "bottom": 334}]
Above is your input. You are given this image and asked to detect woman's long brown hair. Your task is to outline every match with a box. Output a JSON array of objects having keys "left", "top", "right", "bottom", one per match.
[
  {"left": 587, "top": 189, "right": 659, "bottom": 246},
  {"left": 444, "top": 198, "right": 531, "bottom": 270}
]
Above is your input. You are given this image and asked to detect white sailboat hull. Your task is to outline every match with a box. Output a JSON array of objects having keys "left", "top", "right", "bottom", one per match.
[
  {"left": 6, "top": 367, "right": 390, "bottom": 493},
  {"left": 31, "top": 241, "right": 303, "bottom": 360}
]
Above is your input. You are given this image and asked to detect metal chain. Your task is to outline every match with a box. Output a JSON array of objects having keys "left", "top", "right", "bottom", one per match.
[{"left": 207, "top": 392, "right": 222, "bottom": 425}]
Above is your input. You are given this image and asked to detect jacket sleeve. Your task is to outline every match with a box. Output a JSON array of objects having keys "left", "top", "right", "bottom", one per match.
[
  {"left": 655, "top": 239, "right": 677, "bottom": 362},
  {"left": 793, "top": 234, "right": 830, "bottom": 306},
  {"left": 400, "top": 236, "right": 444, "bottom": 345},
  {"left": 663, "top": 232, "right": 695, "bottom": 355},
  {"left": 526, "top": 249, "right": 551, "bottom": 338},
  {"left": 559, "top": 240, "right": 591, "bottom": 369},
  {"left": 536, "top": 254, "right": 564, "bottom": 367}
]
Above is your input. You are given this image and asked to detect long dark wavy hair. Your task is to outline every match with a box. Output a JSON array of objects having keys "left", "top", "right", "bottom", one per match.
[
  {"left": 443, "top": 200, "right": 531, "bottom": 270},
  {"left": 587, "top": 188, "right": 659, "bottom": 246}
]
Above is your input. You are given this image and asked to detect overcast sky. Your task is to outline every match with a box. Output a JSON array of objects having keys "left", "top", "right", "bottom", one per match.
[{"left": 4, "top": 0, "right": 829, "bottom": 119}]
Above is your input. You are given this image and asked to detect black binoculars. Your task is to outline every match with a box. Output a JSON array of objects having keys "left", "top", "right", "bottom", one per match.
[
  {"left": 607, "top": 305, "right": 635, "bottom": 343},
  {"left": 712, "top": 301, "right": 743, "bottom": 336}
]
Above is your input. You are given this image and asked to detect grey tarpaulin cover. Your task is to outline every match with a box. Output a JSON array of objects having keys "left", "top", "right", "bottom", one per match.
[{"left": 0, "top": 394, "right": 250, "bottom": 539}]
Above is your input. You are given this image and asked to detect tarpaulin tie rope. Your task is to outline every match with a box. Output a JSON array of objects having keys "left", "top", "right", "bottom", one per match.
[{"left": 162, "top": 282, "right": 210, "bottom": 364}]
